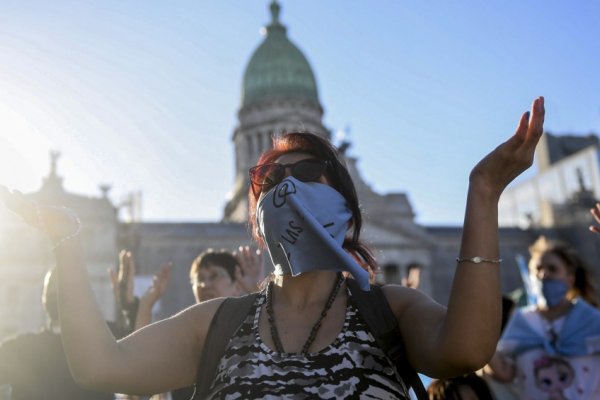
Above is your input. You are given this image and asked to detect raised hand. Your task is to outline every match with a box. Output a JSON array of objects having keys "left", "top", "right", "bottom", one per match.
[
  {"left": 0, "top": 185, "right": 81, "bottom": 245},
  {"left": 589, "top": 203, "right": 600, "bottom": 234},
  {"left": 134, "top": 262, "right": 172, "bottom": 330},
  {"left": 109, "top": 250, "right": 137, "bottom": 307},
  {"left": 234, "top": 245, "right": 264, "bottom": 294},
  {"left": 0, "top": 186, "right": 46, "bottom": 228},
  {"left": 469, "top": 96, "right": 545, "bottom": 198},
  {"left": 140, "top": 262, "right": 172, "bottom": 306}
]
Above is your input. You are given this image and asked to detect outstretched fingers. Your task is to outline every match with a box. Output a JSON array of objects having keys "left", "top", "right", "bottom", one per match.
[
  {"left": 590, "top": 203, "right": 600, "bottom": 234},
  {"left": 234, "top": 245, "right": 264, "bottom": 293},
  {"left": 0, "top": 188, "right": 37, "bottom": 225},
  {"left": 522, "top": 97, "right": 545, "bottom": 146},
  {"left": 527, "top": 96, "right": 545, "bottom": 140},
  {"left": 116, "top": 249, "right": 136, "bottom": 304},
  {"left": 155, "top": 262, "right": 172, "bottom": 295},
  {"left": 513, "top": 97, "right": 544, "bottom": 145},
  {"left": 118, "top": 250, "right": 136, "bottom": 280},
  {"left": 468, "top": 97, "right": 547, "bottom": 197},
  {"left": 525, "top": 96, "right": 546, "bottom": 148},
  {"left": 513, "top": 111, "right": 531, "bottom": 141},
  {"left": 504, "top": 97, "right": 545, "bottom": 173}
]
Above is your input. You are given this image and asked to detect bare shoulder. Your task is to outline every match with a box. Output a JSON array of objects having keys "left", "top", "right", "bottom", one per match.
[{"left": 175, "top": 297, "right": 227, "bottom": 347}]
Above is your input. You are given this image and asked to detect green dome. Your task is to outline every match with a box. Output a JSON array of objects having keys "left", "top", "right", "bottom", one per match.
[{"left": 242, "top": 2, "right": 319, "bottom": 107}]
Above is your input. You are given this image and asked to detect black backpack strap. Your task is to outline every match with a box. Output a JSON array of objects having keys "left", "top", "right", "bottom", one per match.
[
  {"left": 346, "top": 279, "right": 428, "bottom": 400},
  {"left": 192, "top": 293, "right": 258, "bottom": 400}
]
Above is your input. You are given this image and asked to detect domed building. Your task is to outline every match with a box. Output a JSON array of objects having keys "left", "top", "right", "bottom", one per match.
[{"left": 224, "top": 1, "right": 329, "bottom": 222}]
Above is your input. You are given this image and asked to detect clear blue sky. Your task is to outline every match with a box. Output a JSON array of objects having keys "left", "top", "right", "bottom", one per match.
[{"left": 0, "top": 1, "right": 598, "bottom": 225}]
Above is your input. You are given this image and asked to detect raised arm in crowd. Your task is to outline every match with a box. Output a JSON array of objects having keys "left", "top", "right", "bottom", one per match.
[{"left": 0, "top": 96, "right": 545, "bottom": 398}]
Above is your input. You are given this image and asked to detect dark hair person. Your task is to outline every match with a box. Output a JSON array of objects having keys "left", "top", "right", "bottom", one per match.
[
  {"left": 487, "top": 235, "right": 600, "bottom": 398},
  {"left": 0, "top": 97, "right": 545, "bottom": 398},
  {"left": 189, "top": 249, "right": 242, "bottom": 302}
]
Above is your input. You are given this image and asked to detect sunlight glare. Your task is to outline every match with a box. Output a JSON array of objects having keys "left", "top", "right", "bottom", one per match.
[{"left": 0, "top": 104, "right": 51, "bottom": 192}]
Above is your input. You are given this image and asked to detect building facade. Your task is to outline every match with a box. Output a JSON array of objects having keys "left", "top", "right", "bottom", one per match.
[{"left": 499, "top": 132, "right": 600, "bottom": 228}]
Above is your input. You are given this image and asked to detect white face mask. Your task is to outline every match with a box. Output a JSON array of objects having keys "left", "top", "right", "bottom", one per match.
[{"left": 256, "top": 176, "right": 370, "bottom": 290}]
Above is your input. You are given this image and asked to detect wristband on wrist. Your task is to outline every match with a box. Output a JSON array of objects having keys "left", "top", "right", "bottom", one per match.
[
  {"left": 34, "top": 202, "right": 82, "bottom": 249},
  {"left": 456, "top": 256, "right": 502, "bottom": 264}
]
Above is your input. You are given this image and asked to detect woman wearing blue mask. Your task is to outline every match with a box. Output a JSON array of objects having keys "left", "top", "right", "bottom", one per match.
[
  {"left": 0, "top": 97, "right": 545, "bottom": 399},
  {"left": 488, "top": 237, "right": 600, "bottom": 399}
]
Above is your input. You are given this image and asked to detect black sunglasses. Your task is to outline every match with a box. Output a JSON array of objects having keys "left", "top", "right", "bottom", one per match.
[{"left": 249, "top": 159, "right": 329, "bottom": 194}]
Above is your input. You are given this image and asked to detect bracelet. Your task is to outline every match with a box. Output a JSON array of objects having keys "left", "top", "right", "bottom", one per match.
[
  {"left": 35, "top": 202, "right": 82, "bottom": 249},
  {"left": 52, "top": 209, "right": 82, "bottom": 250},
  {"left": 456, "top": 256, "right": 502, "bottom": 264}
]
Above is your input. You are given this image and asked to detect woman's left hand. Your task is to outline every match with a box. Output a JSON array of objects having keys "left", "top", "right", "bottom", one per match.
[
  {"left": 0, "top": 185, "right": 81, "bottom": 242},
  {"left": 469, "top": 96, "right": 545, "bottom": 199}
]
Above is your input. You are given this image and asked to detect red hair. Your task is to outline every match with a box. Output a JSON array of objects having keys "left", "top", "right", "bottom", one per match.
[{"left": 248, "top": 132, "right": 377, "bottom": 280}]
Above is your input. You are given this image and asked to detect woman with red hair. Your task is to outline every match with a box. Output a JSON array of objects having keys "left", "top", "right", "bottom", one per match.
[{"left": 0, "top": 97, "right": 545, "bottom": 399}]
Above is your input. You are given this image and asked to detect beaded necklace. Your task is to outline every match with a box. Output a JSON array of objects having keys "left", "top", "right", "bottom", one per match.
[{"left": 265, "top": 273, "right": 345, "bottom": 355}]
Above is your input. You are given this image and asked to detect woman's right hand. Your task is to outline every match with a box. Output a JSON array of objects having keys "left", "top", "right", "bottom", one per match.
[
  {"left": 0, "top": 185, "right": 80, "bottom": 244},
  {"left": 0, "top": 186, "right": 38, "bottom": 225}
]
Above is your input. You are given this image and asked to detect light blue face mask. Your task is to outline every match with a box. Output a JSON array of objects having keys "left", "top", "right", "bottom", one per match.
[
  {"left": 541, "top": 279, "right": 569, "bottom": 308},
  {"left": 256, "top": 176, "right": 370, "bottom": 291}
]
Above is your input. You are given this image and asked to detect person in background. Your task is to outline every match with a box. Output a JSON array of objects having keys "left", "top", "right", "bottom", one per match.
[
  {"left": 109, "top": 250, "right": 171, "bottom": 331},
  {"left": 0, "top": 252, "right": 170, "bottom": 400},
  {"left": 479, "top": 296, "right": 519, "bottom": 400},
  {"left": 109, "top": 250, "right": 172, "bottom": 400},
  {"left": 402, "top": 262, "right": 422, "bottom": 289},
  {"left": 487, "top": 234, "right": 600, "bottom": 399},
  {"left": 172, "top": 246, "right": 263, "bottom": 400},
  {"left": 188, "top": 247, "right": 263, "bottom": 303}
]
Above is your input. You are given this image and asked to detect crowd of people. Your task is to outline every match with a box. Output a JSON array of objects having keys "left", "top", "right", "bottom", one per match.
[
  {"left": 0, "top": 250, "right": 170, "bottom": 399},
  {"left": 0, "top": 241, "right": 265, "bottom": 400},
  {"left": 0, "top": 96, "right": 592, "bottom": 399}
]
